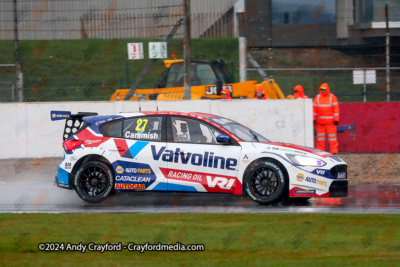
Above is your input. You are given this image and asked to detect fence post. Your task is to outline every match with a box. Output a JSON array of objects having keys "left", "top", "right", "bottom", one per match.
[
  {"left": 13, "top": 0, "right": 22, "bottom": 102},
  {"left": 363, "top": 70, "right": 366, "bottom": 103},
  {"left": 239, "top": 37, "right": 247, "bottom": 82},
  {"left": 385, "top": 4, "right": 390, "bottom": 102},
  {"left": 183, "top": 0, "right": 191, "bottom": 100}
]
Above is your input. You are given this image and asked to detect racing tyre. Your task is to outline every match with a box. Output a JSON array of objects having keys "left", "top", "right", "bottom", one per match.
[
  {"left": 74, "top": 161, "right": 114, "bottom": 203},
  {"left": 244, "top": 160, "right": 286, "bottom": 204}
]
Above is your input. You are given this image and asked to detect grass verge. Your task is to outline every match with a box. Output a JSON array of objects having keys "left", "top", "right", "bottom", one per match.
[{"left": 0, "top": 213, "right": 399, "bottom": 266}]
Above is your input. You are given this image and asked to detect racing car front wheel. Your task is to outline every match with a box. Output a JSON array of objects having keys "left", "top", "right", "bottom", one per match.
[
  {"left": 74, "top": 161, "right": 114, "bottom": 203},
  {"left": 244, "top": 160, "right": 286, "bottom": 204}
]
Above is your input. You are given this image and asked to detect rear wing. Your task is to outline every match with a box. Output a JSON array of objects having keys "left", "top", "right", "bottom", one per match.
[{"left": 50, "top": 111, "right": 98, "bottom": 141}]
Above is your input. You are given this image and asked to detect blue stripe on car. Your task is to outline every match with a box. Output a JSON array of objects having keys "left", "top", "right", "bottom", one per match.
[{"left": 129, "top": 141, "right": 149, "bottom": 158}]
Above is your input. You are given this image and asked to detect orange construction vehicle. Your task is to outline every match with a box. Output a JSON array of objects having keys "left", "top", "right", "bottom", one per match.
[{"left": 110, "top": 59, "right": 286, "bottom": 101}]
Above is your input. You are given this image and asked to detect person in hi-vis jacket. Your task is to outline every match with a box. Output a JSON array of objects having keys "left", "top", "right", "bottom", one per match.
[{"left": 313, "top": 83, "right": 339, "bottom": 154}]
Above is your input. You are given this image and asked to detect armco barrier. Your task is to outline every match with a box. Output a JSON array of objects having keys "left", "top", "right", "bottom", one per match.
[
  {"left": 0, "top": 99, "right": 312, "bottom": 159},
  {"left": 337, "top": 102, "right": 400, "bottom": 153}
]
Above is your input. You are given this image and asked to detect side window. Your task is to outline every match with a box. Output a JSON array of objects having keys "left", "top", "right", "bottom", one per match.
[
  {"left": 101, "top": 120, "right": 123, "bottom": 138},
  {"left": 171, "top": 117, "right": 222, "bottom": 144},
  {"left": 123, "top": 116, "right": 162, "bottom": 141}
]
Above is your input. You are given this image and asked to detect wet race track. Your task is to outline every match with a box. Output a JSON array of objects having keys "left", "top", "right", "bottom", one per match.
[{"left": 1, "top": 159, "right": 400, "bottom": 214}]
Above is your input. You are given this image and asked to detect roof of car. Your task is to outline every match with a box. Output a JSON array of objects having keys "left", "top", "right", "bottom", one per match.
[{"left": 117, "top": 111, "right": 220, "bottom": 119}]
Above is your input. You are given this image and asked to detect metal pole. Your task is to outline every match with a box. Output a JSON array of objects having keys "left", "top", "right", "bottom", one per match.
[
  {"left": 363, "top": 70, "right": 366, "bottom": 103},
  {"left": 13, "top": 0, "right": 22, "bottom": 102},
  {"left": 183, "top": 0, "right": 191, "bottom": 100},
  {"left": 385, "top": 4, "right": 390, "bottom": 102},
  {"left": 239, "top": 37, "right": 247, "bottom": 82},
  {"left": 247, "top": 53, "right": 269, "bottom": 80}
]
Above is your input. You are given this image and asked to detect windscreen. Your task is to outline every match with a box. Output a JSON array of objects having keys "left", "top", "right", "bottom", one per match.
[{"left": 208, "top": 117, "right": 270, "bottom": 142}]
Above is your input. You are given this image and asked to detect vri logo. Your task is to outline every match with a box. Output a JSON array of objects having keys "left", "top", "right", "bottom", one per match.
[
  {"left": 316, "top": 170, "right": 326, "bottom": 175},
  {"left": 206, "top": 176, "right": 235, "bottom": 190}
]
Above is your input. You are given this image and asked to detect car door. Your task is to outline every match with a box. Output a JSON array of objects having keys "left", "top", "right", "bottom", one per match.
[
  {"left": 164, "top": 116, "right": 242, "bottom": 194},
  {"left": 101, "top": 115, "right": 168, "bottom": 191}
]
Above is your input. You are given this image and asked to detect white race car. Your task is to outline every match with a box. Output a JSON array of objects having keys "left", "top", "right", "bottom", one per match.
[{"left": 52, "top": 110, "right": 348, "bottom": 204}]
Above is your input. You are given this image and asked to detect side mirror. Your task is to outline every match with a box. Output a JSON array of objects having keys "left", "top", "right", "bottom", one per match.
[{"left": 216, "top": 134, "right": 231, "bottom": 145}]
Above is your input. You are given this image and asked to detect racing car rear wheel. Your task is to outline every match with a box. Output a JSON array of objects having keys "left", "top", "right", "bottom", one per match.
[
  {"left": 244, "top": 160, "right": 286, "bottom": 204},
  {"left": 74, "top": 161, "right": 114, "bottom": 203}
]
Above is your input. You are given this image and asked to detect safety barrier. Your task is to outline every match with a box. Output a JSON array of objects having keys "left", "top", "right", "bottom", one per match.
[{"left": 0, "top": 99, "right": 313, "bottom": 159}]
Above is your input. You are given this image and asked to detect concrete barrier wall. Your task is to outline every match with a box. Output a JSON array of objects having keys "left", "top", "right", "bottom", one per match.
[{"left": 0, "top": 99, "right": 313, "bottom": 159}]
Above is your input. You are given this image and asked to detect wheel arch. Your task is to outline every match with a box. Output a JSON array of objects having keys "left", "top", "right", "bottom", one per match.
[
  {"left": 242, "top": 157, "right": 289, "bottom": 196},
  {"left": 69, "top": 154, "right": 114, "bottom": 187}
]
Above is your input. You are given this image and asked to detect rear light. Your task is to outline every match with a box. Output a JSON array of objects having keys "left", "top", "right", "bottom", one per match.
[{"left": 63, "top": 140, "right": 83, "bottom": 151}]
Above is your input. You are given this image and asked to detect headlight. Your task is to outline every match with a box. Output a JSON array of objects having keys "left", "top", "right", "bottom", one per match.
[{"left": 286, "top": 153, "right": 326, "bottom": 167}]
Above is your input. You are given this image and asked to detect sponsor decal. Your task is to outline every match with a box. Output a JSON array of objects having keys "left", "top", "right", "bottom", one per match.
[
  {"left": 115, "top": 183, "right": 145, "bottom": 190},
  {"left": 242, "top": 155, "right": 249, "bottom": 163},
  {"left": 70, "top": 156, "right": 77, "bottom": 161},
  {"left": 125, "top": 168, "right": 152, "bottom": 174},
  {"left": 271, "top": 146, "right": 306, "bottom": 155},
  {"left": 115, "top": 176, "right": 151, "bottom": 183},
  {"left": 76, "top": 129, "right": 110, "bottom": 148},
  {"left": 297, "top": 173, "right": 305, "bottom": 182},
  {"left": 50, "top": 111, "right": 71, "bottom": 121},
  {"left": 124, "top": 131, "right": 159, "bottom": 140},
  {"left": 53, "top": 114, "right": 69, "bottom": 119},
  {"left": 85, "top": 140, "right": 102, "bottom": 145},
  {"left": 207, "top": 176, "right": 235, "bottom": 190},
  {"left": 311, "top": 169, "right": 333, "bottom": 179},
  {"left": 116, "top": 166, "right": 124, "bottom": 174},
  {"left": 160, "top": 168, "right": 238, "bottom": 193},
  {"left": 337, "top": 172, "right": 346, "bottom": 179},
  {"left": 290, "top": 187, "right": 329, "bottom": 197},
  {"left": 206, "top": 85, "right": 232, "bottom": 96},
  {"left": 316, "top": 151, "right": 330, "bottom": 156},
  {"left": 304, "top": 176, "right": 327, "bottom": 187},
  {"left": 152, "top": 145, "right": 238, "bottom": 171},
  {"left": 58, "top": 183, "right": 69, "bottom": 188},
  {"left": 165, "top": 170, "right": 203, "bottom": 181},
  {"left": 112, "top": 161, "right": 156, "bottom": 189},
  {"left": 295, "top": 189, "right": 316, "bottom": 194},
  {"left": 65, "top": 162, "right": 71, "bottom": 169}
]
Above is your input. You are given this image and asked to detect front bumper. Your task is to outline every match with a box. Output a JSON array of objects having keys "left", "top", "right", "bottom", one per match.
[{"left": 329, "top": 180, "right": 348, "bottom": 197}]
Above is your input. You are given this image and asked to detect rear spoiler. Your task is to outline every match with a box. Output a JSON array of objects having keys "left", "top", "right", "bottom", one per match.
[{"left": 50, "top": 111, "right": 98, "bottom": 141}]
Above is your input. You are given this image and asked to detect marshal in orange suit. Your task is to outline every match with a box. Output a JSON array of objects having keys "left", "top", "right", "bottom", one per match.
[{"left": 313, "top": 83, "right": 339, "bottom": 154}]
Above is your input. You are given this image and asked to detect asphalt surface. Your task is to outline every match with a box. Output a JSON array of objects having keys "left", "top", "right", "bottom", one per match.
[{"left": 0, "top": 158, "right": 399, "bottom": 214}]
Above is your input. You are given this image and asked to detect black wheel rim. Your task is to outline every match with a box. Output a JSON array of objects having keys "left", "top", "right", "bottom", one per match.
[
  {"left": 78, "top": 166, "right": 109, "bottom": 197},
  {"left": 249, "top": 167, "right": 280, "bottom": 198}
]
